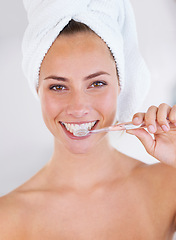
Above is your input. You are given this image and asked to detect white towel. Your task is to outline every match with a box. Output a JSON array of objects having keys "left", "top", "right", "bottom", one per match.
[{"left": 22, "top": 0, "right": 151, "bottom": 122}]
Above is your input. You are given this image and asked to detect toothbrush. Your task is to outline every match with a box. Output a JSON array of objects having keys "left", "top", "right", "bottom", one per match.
[
  {"left": 73, "top": 121, "right": 146, "bottom": 137},
  {"left": 90, "top": 121, "right": 146, "bottom": 133}
]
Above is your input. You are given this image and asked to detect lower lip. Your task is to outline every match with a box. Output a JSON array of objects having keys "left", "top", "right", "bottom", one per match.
[{"left": 59, "top": 122, "right": 98, "bottom": 140}]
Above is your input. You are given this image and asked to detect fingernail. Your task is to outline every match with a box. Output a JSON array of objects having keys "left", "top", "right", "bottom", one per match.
[
  {"left": 162, "top": 125, "right": 169, "bottom": 132},
  {"left": 148, "top": 125, "right": 155, "bottom": 133},
  {"left": 133, "top": 117, "right": 139, "bottom": 124}
]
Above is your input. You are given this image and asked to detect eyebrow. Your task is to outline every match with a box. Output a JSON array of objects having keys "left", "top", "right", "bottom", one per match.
[{"left": 44, "top": 71, "right": 110, "bottom": 81}]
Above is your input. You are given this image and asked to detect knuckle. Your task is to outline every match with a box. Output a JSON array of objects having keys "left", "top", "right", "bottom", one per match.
[
  {"left": 148, "top": 105, "right": 157, "bottom": 111},
  {"left": 158, "top": 103, "right": 170, "bottom": 109},
  {"left": 157, "top": 113, "right": 169, "bottom": 126},
  {"left": 133, "top": 112, "right": 144, "bottom": 118},
  {"left": 157, "top": 119, "right": 167, "bottom": 125},
  {"left": 171, "top": 105, "right": 176, "bottom": 113},
  {"left": 144, "top": 115, "right": 155, "bottom": 125},
  {"left": 169, "top": 113, "right": 176, "bottom": 122},
  {"left": 169, "top": 117, "right": 176, "bottom": 123},
  {"left": 145, "top": 106, "right": 157, "bottom": 125}
]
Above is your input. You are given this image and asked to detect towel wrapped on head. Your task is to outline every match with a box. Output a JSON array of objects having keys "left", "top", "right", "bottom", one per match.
[{"left": 22, "top": 0, "right": 150, "bottom": 122}]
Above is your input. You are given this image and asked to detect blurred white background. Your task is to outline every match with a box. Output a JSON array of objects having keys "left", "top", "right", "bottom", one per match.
[{"left": 0, "top": 0, "right": 176, "bottom": 205}]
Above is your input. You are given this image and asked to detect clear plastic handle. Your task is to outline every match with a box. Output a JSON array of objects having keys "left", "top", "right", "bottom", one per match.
[{"left": 119, "top": 122, "right": 146, "bottom": 130}]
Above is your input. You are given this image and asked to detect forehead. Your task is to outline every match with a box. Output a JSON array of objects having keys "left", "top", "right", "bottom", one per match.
[
  {"left": 40, "top": 32, "right": 116, "bottom": 78},
  {"left": 46, "top": 32, "right": 113, "bottom": 60}
]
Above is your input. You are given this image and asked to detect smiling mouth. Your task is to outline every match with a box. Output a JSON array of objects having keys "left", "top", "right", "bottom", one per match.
[{"left": 60, "top": 121, "right": 98, "bottom": 136}]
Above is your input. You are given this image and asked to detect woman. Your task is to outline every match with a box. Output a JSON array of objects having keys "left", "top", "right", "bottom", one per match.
[{"left": 0, "top": 0, "right": 176, "bottom": 239}]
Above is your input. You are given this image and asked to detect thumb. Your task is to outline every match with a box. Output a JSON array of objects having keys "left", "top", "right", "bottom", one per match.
[{"left": 126, "top": 129, "right": 155, "bottom": 156}]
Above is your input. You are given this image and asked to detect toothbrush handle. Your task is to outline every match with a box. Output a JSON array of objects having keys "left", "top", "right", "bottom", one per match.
[
  {"left": 90, "top": 119, "right": 172, "bottom": 134},
  {"left": 107, "top": 122, "right": 146, "bottom": 131},
  {"left": 116, "top": 122, "right": 146, "bottom": 130},
  {"left": 90, "top": 122, "right": 145, "bottom": 134},
  {"left": 90, "top": 126, "right": 112, "bottom": 134}
]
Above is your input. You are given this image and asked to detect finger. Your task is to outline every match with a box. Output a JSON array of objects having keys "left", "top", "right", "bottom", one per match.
[
  {"left": 168, "top": 104, "right": 176, "bottom": 127},
  {"left": 126, "top": 128, "right": 155, "bottom": 156},
  {"left": 157, "top": 103, "right": 171, "bottom": 132},
  {"left": 132, "top": 112, "right": 145, "bottom": 125},
  {"left": 144, "top": 106, "right": 158, "bottom": 134}
]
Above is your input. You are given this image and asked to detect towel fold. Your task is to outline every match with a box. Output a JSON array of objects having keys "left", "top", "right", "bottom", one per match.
[{"left": 22, "top": 0, "right": 150, "bottom": 121}]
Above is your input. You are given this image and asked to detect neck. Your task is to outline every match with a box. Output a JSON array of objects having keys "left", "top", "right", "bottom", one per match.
[{"left": 43, "top": 136, "right": 124, "bottom": 191}]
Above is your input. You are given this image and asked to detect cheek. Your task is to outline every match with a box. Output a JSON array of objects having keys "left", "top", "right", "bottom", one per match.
[
  {"left": 40, "top": 90, "right": 63, "bottom": 122},
  {"left": 96, "top": 86, "right": 118, "bottom": 116}
]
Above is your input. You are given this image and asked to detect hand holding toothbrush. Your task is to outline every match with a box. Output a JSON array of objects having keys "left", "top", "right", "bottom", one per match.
[{"left": 126, "top": 103, "right": 176, "bottom": 168}]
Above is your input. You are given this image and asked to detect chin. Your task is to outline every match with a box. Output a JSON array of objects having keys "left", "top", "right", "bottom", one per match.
[
  {"left": 64, "top": 141, "right": 94, "bottom": 155},
  {"left": 55, "top": 133, "right": 107, "bottom": 156}
]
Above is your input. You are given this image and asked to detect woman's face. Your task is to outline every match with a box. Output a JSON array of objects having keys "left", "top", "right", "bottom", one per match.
[{"left": 38, "top": 32, "right": 120, "bottom": 154}]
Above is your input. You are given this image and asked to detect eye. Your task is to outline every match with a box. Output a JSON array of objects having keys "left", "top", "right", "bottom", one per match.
[
  {"left": 89, "top": 81, "right": 107, "bottom": 88},
  {"left": 49, "top": 85, "right": 67, "bottom": 91}
]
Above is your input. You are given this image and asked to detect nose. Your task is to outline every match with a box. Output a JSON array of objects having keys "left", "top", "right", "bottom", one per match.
[{"left": 66, "top": 91, "right": 90, "bottom": 118}]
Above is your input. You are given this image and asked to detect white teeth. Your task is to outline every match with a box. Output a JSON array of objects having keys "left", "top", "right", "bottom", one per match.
[{"left": 62, "top": 121, "right": 97, "bottom": 134}]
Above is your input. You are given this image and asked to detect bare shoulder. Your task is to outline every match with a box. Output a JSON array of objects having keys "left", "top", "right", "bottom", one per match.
[
  {"left": 136, "top": 162, "right": 176, "bottom": 227},
  {"left": 0, "top": 192, "right": 27, "bottom": 239},
  {"left": 150, "top": 163, "right": 176, "bottom": 206},
  {"left": 141, "top": 162, "right": 176, "bottom": 190},
  {"left": 135, "top": 162, "right": 176, "bottom": 196}
]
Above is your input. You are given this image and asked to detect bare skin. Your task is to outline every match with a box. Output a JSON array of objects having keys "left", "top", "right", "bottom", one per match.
[
  {"left": 1, "top": 157, "right": 176, "bottom": 239},
  {"left": 0, "top": 32, "right": 176, "bottom": 239}
]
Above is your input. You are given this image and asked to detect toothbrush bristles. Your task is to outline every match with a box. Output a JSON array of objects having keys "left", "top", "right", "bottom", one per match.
[{"left": 73, "top": 129, "right": 89, "bottom": 137}]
